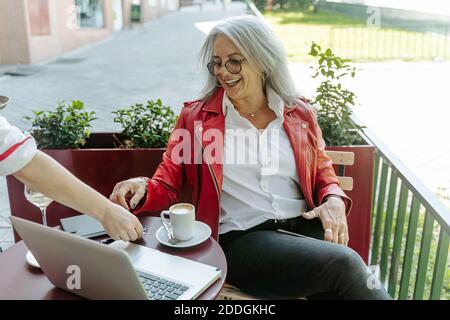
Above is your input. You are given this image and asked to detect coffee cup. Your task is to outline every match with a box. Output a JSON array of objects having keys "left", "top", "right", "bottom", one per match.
[{"left": 160, "top": 203, "right": 195, "bottom": 241}]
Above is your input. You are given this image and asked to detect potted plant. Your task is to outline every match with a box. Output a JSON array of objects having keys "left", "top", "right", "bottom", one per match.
[
  {"left": 6, "top": 99, "right": 179, "bottom": 240},
  {"left": 309, "top": 42, "right": 375, "bottom": 263}
]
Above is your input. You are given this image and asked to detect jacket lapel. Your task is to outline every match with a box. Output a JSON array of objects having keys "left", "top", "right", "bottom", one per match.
[
  {"left": 194, "top": 89, "right": 225, "bottom": 192},
  {"left": 283, "top": 111, "right": 314, "bottom": 207}
]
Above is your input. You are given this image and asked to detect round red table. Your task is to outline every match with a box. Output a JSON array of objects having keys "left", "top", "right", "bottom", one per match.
[{"left": 0, "top": 216, "right": 227, "bottom": 300}]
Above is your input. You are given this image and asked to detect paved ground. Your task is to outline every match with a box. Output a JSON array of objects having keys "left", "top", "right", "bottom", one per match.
[{"left": 1, "top": 1, "right": 449, "bottom": 251}]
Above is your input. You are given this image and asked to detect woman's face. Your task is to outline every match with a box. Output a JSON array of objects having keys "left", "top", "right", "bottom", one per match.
[{"left": 212, "top": 35, "right": 263, "bottom": 102}]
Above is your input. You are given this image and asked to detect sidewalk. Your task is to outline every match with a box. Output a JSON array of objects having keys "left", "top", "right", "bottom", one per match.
[{"left": 0, "top": 1, "right": 248, "bottom": 251}]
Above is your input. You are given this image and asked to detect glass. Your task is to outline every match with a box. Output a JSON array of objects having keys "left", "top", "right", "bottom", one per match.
[
  {"left": 23, "top": 185, "right": 53, "bottom": 268},
  {"left": 207, "top": 58, "right": 245, "bottom": 76},
  {"left": 24, "top": 185, "right": 53, "bottom": 226},
  {"left": 0, "top": 95, "right": 10, "bottom": 110}
]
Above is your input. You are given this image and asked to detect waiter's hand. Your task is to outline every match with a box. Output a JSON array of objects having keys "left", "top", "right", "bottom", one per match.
[
  {"left": 302, "top": 196, "right": 348, "bottom": 246},
  {"left": 100, "top": 203, "right": 144, "bottom": 242}
]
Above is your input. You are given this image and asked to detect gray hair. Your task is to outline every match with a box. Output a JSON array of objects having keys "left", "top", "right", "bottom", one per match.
[{"left": 199, "top": 15, "right": 299, "bottom": 106}]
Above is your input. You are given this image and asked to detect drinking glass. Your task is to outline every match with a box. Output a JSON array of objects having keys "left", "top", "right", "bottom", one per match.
[{"left": 23, "top": 185, "right": 53, "bottom": 268}]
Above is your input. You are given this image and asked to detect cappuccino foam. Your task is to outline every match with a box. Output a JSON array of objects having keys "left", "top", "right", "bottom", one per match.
[{"left": 171, "top": 204, "right": 193, "bottom": 214}]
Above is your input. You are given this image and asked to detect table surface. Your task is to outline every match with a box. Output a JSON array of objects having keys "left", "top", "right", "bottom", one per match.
[{"left": 0, "top": 216, "right": 227, "bottom": 300}]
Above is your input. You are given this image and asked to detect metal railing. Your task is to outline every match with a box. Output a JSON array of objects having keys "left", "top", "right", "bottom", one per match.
[
  {"left": 357, "top": 117, "right": 450, "bottom": 300},
  {"left": 329, "top": 24, "right": 450, "bottom": 61}
]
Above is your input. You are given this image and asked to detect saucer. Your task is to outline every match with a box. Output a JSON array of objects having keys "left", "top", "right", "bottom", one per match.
[
  {"left": 26, "top": 250, "right": 40, "bottom": 268},
  {"left": 156, "top": 221, "right": 211, "bottom": 248}
]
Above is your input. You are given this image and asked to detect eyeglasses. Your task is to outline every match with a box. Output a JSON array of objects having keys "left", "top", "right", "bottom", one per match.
[{"left": 207, "top": 58, "right": 245, "bottom": 76}]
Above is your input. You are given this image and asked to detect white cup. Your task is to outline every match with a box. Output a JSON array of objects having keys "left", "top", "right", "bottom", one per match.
[{"left": 160, "top": 203, "right": 195, "bottom": 241}]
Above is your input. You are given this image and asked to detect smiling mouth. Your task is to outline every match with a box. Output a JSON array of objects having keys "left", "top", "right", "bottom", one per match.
[{"left": 224, "top": 78, "right": 240, "bottom": 87}]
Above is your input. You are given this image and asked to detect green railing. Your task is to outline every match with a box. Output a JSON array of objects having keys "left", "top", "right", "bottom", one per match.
[{"left": 359, "top": 119, "right": 450, "bottom": 300}]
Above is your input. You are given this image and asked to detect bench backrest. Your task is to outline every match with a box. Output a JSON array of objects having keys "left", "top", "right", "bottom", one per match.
[{"left": 325, "top": 150, "right": 354, "bottom": 191}]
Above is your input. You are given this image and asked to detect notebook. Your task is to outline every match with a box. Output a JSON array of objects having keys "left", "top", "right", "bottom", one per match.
[{"left": 60, "top": 214, "right": 107, "bottom": 239}]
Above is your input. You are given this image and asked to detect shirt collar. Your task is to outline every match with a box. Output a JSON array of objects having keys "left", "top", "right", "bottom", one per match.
[{"left": 222, "top": 86, "right": 285, "bottom": 122}]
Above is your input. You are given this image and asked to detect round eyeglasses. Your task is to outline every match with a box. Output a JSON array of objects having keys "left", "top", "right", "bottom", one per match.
[{"left": 207, "top": 58, "right": 245, "bottom": 76}]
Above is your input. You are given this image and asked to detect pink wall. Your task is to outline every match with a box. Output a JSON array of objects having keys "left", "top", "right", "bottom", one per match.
[
  {"left": 27, "top": 0, "right": 114, "bottom": 64},
  {"left": 1, "top": 0, "right": 169, "bottom": 64},
  {"left": 0, "top": 0, "right": 30, "bottom": 64}
]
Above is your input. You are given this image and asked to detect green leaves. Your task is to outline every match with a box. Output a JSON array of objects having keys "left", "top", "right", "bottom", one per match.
[
  {"left": 309, "top": 42, "right": 365, "bottom": 146},
  {"left": 24, "top": 100, "right": 97, "bottom": 149},
  {"left": 309, "top": 42, "right": 320, "bottom": 57},
  {"left": 112, "top": 99, "right": 177, "bottom": 148},
  {"left": 24, "top": 98, "right": 177, "bottom": 149}
]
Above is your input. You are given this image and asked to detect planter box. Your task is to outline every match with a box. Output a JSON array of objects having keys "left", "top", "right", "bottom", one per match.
[
  {"left": 326, "top": 144, "right": 375, "bottom": 264},
  {"left": 6, "top": 133, "right": 191, "bottom": 241}
]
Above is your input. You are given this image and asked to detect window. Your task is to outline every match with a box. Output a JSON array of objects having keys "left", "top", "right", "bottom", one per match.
[{"left": 75, "top": 0, "right": 105, "bottom": 29}]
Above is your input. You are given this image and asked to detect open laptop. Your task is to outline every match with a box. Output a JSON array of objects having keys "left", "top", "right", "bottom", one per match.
[{"left": 10, "top": 216, "right": 222, "bottom": 300}]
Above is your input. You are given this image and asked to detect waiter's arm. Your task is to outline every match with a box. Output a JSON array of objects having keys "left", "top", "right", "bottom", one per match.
[{"left": 13, "top": 151, "right": 144, "bottom": 242}]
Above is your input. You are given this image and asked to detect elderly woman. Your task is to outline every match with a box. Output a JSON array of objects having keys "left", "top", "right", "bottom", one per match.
[{"left": 110, "top": 15, "right": 391, "bottom": 300}]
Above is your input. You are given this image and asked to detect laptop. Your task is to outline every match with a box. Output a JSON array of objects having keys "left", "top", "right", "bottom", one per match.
[{"left": 10, "top": 216, "right": 222, "bottom": 300}]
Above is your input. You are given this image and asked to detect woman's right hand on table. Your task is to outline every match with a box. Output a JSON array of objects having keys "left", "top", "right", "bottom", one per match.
[{"left": 109, "top": 177, "right": 148, "bottom": 211}]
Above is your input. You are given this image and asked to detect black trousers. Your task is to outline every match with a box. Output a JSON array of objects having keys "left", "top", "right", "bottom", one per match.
[{"left": 218, "top": 217, "right": 392, "bottom": 300}]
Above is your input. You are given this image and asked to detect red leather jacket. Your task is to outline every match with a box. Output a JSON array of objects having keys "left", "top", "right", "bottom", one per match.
[{"left": 134, "top": 88, "right": 352, "bottom": 239}]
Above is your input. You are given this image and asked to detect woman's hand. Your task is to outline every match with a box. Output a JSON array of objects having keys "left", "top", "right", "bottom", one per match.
[
  {"left": 109, "top": 177, "right": 148, "bottom": 211},
  {"left": 302, "top": 196, "right": 349, "bottom": 246}
]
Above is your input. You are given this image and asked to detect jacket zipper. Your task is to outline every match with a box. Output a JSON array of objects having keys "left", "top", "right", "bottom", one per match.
[{"left": 195, "top": 127, "right": 221, "bottom": 240}]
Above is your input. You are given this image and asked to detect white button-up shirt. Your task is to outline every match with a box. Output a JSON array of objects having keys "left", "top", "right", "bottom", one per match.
[
  {"left": 219, "top": 87, "right": 307, "bottom": 234},
  {"left": 0, "top": 116, "right": 37, "bottom": 176}
]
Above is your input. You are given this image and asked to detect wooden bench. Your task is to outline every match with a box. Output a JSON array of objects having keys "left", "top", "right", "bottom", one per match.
[
  {"left": 216, "top": 150, "right": 355, "bottom": 300},
  {"left": 325, "top": 150, "right": 354, "bottom": 191}
]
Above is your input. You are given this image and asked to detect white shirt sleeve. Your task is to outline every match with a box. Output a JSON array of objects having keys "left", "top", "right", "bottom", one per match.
[{"left": 0, "top": 115, "right": 37, "bottom": 176}]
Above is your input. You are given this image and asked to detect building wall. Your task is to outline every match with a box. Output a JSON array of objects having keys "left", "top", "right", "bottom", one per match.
[
  {"left": 140, "top": 0, "right": 162, "bottom": 23},
  {"left": 26, "top": 0, "right": 63, "bottom": 64},
  {"left": 122, "top": 0, "right": 171, "bottom": 28},
  {"left": 1, "top": 0, "right": 170, "bottom": 65},
  {"left": 58, "top": 0, "right": 114, "bottom": 53},
  {"left": 27, "top": 0, "right": 114, "bottom": 64},
  {"left": 121, "top": 0, "right": 135, "bottom": 28},
  {"left": 0, "top": 0, "right": 30, "bottom": 64}
]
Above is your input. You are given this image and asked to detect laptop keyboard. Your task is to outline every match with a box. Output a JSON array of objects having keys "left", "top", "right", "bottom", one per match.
[{"left": 137, "top": 273, "right": 190, "bottom": 300}]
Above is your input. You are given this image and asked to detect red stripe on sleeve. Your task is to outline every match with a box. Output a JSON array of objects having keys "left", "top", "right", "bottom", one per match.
[{"left": 0, "top": 136, "right": 33, "bottom": 161}]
